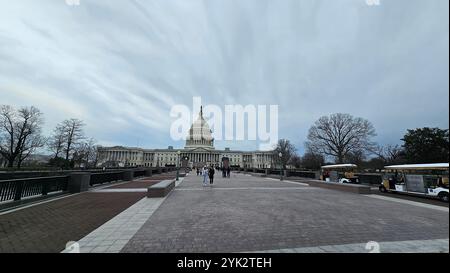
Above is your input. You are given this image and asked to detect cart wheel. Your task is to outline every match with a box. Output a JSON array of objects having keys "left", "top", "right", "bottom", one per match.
[{"left": 438, "top": 192, "right": 449, "bottom": 202}]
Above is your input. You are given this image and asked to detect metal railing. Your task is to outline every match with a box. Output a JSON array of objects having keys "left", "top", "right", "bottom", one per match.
[
  {"left": 1, "top": 167, "right": 180, "bottom": 205},
  {"left": 288, "top": 171, "right": 317, "bottom": 178},
  {"left": 269, "top": 169, "right": 282, "bottom": 175},
  {"left": 355, "top": 173, "right": 383, "bottom": 185},
  {"left": 90, "top": 172, "right": 124, "bottom": 186},
  {"left": 239, "top": 168, "right": 318, "bottom": 178},
  {"left": 0, "top": 176, "right": 69, "bottom": 203},
  {"left": 133, "top": 170, "right": 146, "bottom": 178},
  {"left": 0, "top": 167, "right": 142, "bottom": 181}
]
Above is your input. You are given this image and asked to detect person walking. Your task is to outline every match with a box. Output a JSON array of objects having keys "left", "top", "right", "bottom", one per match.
[
  {"left": 208, "top": 166, "right": 215, "bottom": 185},
  {"left": 226, "top": 167, "right": 231, "bottom": 178},
  {"left": 202, "top": 166, "right": 209, "bottom": 186},
  {"left": 196, "top": 167, "right": 200, "bottom": 176}
]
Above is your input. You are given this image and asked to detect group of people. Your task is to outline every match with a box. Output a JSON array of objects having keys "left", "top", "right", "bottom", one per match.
[
  {"left": 194, "top": 166, "right": 232, "bottom": 186},
  {"left": 196, "top": 166, "right": 216, "bottom": 186}
]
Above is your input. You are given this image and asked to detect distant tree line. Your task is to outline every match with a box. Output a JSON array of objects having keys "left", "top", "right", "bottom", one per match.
[
  {"left": 272, "top": 139, "right": 325, "bottom": 171},
  {"left": 273, "top": 113, "right": 448, "bottom": 171},
  {"left": 0, "top": 105, "right": 100, "bottom": 169},
  {"left": 1, "top": 106, "right": 448, "bottom": 171}
]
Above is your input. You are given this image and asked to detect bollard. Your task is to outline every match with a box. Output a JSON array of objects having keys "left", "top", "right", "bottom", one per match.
[
  {"left": 145, "top": 168, "right": 153, "bottom": 177},
  {"left": 68, "top": 172, "right": 91, "bottom": 193},
  {"left": 123, "top": 170, "right": 134, "bottom": 181}
]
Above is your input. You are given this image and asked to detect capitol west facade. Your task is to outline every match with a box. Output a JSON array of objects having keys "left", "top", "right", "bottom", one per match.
[{"left": 97, "top": 108, "right": 275, "bottom": 169}]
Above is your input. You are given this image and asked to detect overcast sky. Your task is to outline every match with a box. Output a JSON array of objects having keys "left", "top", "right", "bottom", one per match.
[{"left": 0, "top": 0, "right": 448, "bottom": 154}]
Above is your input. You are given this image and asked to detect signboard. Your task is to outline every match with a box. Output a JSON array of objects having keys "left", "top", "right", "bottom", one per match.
[{"left": 405, "top": 175, "right": 426, "bottom": 193}]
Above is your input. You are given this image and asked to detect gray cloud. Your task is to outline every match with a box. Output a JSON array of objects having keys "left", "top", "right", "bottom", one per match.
[{"left": 0, "top": 0, "right": 448, "bottom": 153}]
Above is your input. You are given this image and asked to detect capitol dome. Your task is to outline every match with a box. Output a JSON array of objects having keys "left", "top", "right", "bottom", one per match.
[{"left": 185, "top": 106, "right": 214, "bottom": 149}]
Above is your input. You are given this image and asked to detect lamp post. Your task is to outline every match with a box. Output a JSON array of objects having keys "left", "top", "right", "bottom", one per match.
[
  {"left": 176, "top": 150, "right": 181, "bottom": 181},
  {"left": 278, "top": 152, "right": 283, "bottom": 181},
  {"left": 182, "top": 156, "right": 189, "bottom": 173}
]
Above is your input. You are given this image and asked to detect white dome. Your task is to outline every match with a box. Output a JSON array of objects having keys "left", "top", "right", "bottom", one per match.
[{"left": 185, "top": 107, "right": 214, "bottom": 149}]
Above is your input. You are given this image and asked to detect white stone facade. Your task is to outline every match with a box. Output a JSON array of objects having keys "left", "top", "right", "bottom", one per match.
[
  {"left": 97, "top": 147, "right": 274, "bottom": 169},
  {"left": 97, "top": 108, "right": 275, "bottom": 169}
]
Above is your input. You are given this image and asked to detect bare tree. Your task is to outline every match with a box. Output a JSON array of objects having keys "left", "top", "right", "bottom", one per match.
[
  {"left": 0, "top": 154, "right": 6, "bottom": 168},
  {"left": 95, "top": 146, "right": 107, "bottom": 167},
  {"left": 73, "top": 138, "right": 97, "bottom": 168},
  {"left": 0, "top": 106, "right": 15, "bottom": 167},
  {"left": 85, "top": 139, "right": 99, "bottom": 168},
  {"left": 17, "top": 133, "right": 46, "bottom": 168},
  {"left": 48, "top": 124, "right": 66, "bottom": 160},
  {"left": 60, "top": 119, "right": 85, "bottom": 161},
  {"left": 305, "top": 113, "right": 376, "bottom": 163},
  {"left": 343, "top": 149, "right": 366, "bottom": 166},
  {"left": 370, "top": 144, "right": 405, "bottom": 165},
  {"left": 0, "top": 105, "right": 45, "bottom": 168},
  {"left": 301, "top": 151, "right": 325, "bottom": 170},
  {"left": 288, "top": 154, "right": 302, "bottom": 169},
  {"left": 273, "top": 139, "right": 297, "bottom": 170}
]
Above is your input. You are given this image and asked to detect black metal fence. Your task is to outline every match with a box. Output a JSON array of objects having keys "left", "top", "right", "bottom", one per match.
[
  {"left": 90, "top": 172, "right": 124, "bottom": 186},
  {"left": 288, "top": 171, "right": 317, "bottom": 178},
  {"left": 0, "top": 167, "right": 177, "bottom": 208},
  {"left": 356, "top": 173, "right": 383, "bottom": 185},
  {"left": 0, "top": 167, "right": 142, "bottom": 181},
  {"left": 238, "top": 168, "right": 318, "bottom": 178},
  {"left": 133, "top": 170, "right": 146, "bottom": 177},
  {"left": 0, "top": 171, "right": 65, "bottom": 181},
  {"left": 0, "top": 176, "right": 69, "bottom": 203},
  {"left": 269, "top": 169, "right": 282, "bottom": 175}
]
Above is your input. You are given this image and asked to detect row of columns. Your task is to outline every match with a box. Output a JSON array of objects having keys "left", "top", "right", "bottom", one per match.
[
  {"left": 103, "top": 150, "right": 273, "bottom": 168},
  {"left": 255, "top": 153, "right": 273, "bottom": 163},
  {"left": 180, "top": 153, "right": 221, "bottom": 163},
  {"left": 104, "top": 150, "right": 140, "bottom": 161}
]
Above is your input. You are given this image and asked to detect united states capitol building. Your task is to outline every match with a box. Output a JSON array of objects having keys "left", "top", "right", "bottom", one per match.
[{"left": 97, "top": 108, "right": 275, "bottom": 169}]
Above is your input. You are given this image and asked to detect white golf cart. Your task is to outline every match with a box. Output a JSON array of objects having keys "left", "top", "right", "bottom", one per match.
[
  {"left": 320, "top": 164, "right": 359, "bottom": 184},
  {"left": 379, "top": 163, "right": 449, "bottom": 202}
]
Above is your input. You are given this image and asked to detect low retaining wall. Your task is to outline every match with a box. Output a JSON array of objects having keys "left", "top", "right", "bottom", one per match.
[
  {"left": 251, "top": 173, "right": 267, "bottom": 178},
  {"left": 307, "top": 180, "right": 372, "bottom": 194},
  {"left": 356, "top": 173, "right": 383, "bottom": 185},
  {"left": 147, "top": 179, "right": 176, "bottom": 198}
]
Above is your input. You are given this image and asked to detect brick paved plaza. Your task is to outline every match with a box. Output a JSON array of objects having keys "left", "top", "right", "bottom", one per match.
[
  {"left": 0, "top": 172, "right": 448, "bottom": 253},
  {"left": 0, "top": 192, "right": 146, "bottom": 253},
  {"left": 121, "top": 173, "right": 449, "bottom": 253},
  {"left": 0, "top": 174, "right": 174, "bottom": 253}
]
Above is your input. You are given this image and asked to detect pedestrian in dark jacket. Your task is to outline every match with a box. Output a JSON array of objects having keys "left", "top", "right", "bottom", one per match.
[{"left": 209, "top": 167, "right": 215, "bottom": 185}]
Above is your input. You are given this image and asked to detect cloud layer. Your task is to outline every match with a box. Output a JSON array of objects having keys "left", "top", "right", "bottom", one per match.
[{"left": 0, "top": 0, "right": 448, "bottom": 153}]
